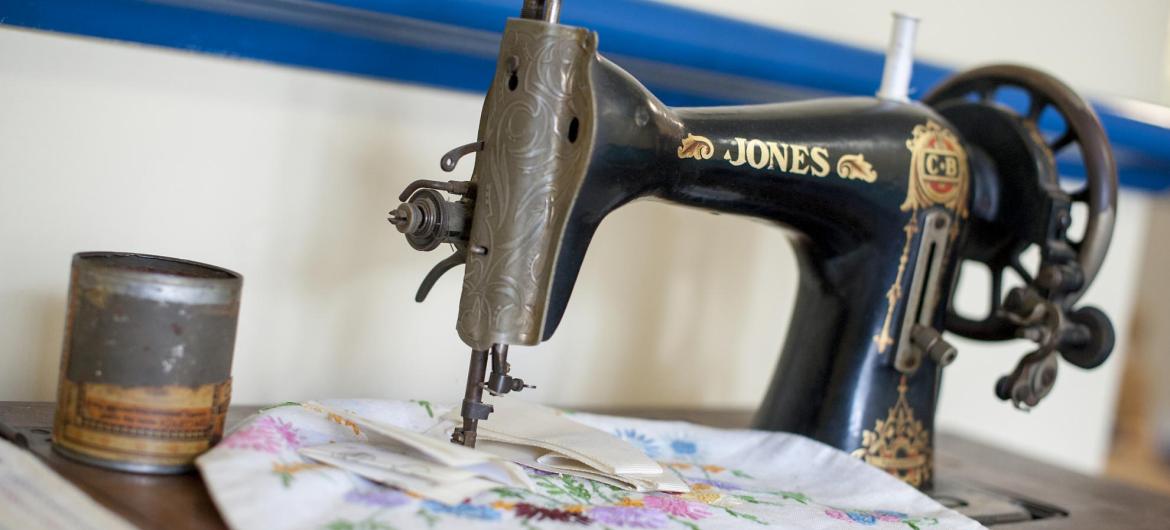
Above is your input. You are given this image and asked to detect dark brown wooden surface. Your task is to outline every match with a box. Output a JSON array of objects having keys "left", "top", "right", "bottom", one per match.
[{"left": 3, "top": 402, "right": 1169, "bottom": 529}]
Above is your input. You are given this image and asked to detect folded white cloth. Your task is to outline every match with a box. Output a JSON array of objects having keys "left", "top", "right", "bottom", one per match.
[
  {"left": 298, "top": 442, "right": 512, "bottom": 505},
  {"left": 443, "top": 395, "right": 688, "bottom": 493},
  {"left": 197, "top": 399, "right": 984, "bottom": 530},
  {"left": 297, "top": 401, "right": 535, "bottom": 502},
  {"left": 466, "top": 395, "right": 664, "bottom": 475},
  {"left": 0, "top": 437, "right": 139, "bottom": 530}
]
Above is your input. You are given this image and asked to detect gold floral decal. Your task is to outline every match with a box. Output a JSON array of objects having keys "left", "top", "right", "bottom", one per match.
[
  {"left": 874, "top": 121, "right": 970, "bottom": 352},
  {"left": 677, "top": 134, "right": 715, "bottom": 160},
  {"left": 836, "top": 153, "right": 878, "bottom": 182},
  {"left": 851, "top": 375, "right": 931, "bottom": 487}
]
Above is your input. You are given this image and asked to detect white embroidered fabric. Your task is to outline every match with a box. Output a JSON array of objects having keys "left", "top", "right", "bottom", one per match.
[{"left": 197, "top": 399, "right": 983, "bottom": 530}]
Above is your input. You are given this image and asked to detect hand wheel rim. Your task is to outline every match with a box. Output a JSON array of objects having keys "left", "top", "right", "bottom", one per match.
[
  {"left": 925, "top": 65, "right": 1117, "bottom": 341},
  {"left": 924, "top": 64, "right": 1117, "bottom": 304}
]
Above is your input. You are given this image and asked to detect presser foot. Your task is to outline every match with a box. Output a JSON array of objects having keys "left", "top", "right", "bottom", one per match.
[{"left": 451, "top": 343, "right": 533, "bottom": 448}]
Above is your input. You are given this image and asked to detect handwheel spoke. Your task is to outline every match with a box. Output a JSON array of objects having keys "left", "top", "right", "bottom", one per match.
[
  {"left": 1050, "top": 130, "right": 1076, "bottom": 152},
  {"left": 1010, "top": 255, "right": 1034, "bottom": 285},
  {"left": 978, "top": 84, "right": 996, "bottom": 104},
  {"left": 1027, "top": 95, "right": 1047, "bottom": 122},
  {"left": 990, "top": 264, "right": 1005, "bottom": 314},
  {"left": 1070, "top": 185, "right": 1090, "bottom": 202}
]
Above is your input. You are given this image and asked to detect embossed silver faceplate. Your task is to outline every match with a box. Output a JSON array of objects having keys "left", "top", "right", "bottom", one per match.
[{"left": 456, "top": 19, "right": 596, "bottom": 350}]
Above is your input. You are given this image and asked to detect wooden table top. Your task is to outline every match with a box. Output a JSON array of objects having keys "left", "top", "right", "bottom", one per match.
[{"left": 3, "top": 401, "right": 1168, "bottom": 529}]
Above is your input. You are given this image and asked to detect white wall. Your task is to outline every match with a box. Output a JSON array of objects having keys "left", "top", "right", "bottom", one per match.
[
  {"left": 0, "top": 0, "right": 1166, "bottom": 475},
  {"left": 0, "top": 26, "right": 795, "bottom": 410},
  {"left": 663, "top": 0, "right": 1170, "bottom": 103}
]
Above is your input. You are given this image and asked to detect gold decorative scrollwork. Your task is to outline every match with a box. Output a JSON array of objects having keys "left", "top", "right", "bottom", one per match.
[
  {"left": 677, "top": 133, "right": 715, "bottom": 160},
  {"left": 851, "top": 375, "right": 931, "bottom": 487},
  {"left": 873, "top": 212, "right": 918, "bottom": 353},
  {"left": 836, "top": 153, "right": 878, "bottom": 182}
]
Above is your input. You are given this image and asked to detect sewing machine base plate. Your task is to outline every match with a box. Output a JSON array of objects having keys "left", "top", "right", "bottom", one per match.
[{"left": 933, "top": 480, "right": 1067, "bottom": 525}]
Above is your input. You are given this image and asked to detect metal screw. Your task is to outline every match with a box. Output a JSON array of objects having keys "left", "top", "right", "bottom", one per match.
[{"left": 635, "top": 106, "right": 650, "bottom": 127}]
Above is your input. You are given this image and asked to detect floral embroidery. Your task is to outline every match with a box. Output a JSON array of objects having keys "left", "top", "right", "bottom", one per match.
[
  {"left": 321, "top": 518, "right": 394, "bottom": 530},
  {"left": 326, "top": 413, "right": 363, "bottom": 437},
  {"left": 826, "top": 508, "right": 885, "bottom": 525},
  {"left": 345, "top": 489, "right": 411, "bottom": 508},
  {"left": 259, "top": 401, "right": 302, "bottom": 412},
  {"left": 411, "top": 400, "right": 435, "bottom": 418},
  {"left": 642, "top": 495, "right": 711, "bottom": 520},
  {"left": 421, "top": 500, "right": 501, "bottom": 521},
  {"left": 222, "top": 416, "right": 302, "bottom": 453},
  {"left": 670, "top": 439, "right": 698, "bottom": 456},
  {"left": 515, "top": 502, "right": 591, "bottom": 524},
  {"left": 778, "top": 491, "right": 811, "bottom": 504},
  {"left": 616, "top": 429, "right": 661, "bottom": 458},
  {"left": 693, "top": 478, "right": 743, "bottom": 491},
  {"left": 681, "top": 491, "right": 725, "bottom": 505},
  {"left": 527, "top": 467, "right": 558, "bottom": 477},
  {"left": 271, "top": 461, "right": 328, "bottom": 487},
  {"left": 588, "top": 506, "right": 670, "bottom": 528},
  {"left": 847, "top": 511, "right": 878, "bottom": 525},
  {"left": 825, "top": 508, "right": 939, "bottom": 528},
  {"left": 875, "top": 510, "right": 909, "bottom": 522}
]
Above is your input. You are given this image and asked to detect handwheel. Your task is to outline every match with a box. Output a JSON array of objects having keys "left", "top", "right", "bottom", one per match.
[{"left": 923, "top": 64, "right": 1118, "bottom": 342}]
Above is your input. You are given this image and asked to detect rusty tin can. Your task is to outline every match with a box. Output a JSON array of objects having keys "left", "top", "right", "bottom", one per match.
[{"left": 52, "top": 252, "right": 242, "bottom": 473}]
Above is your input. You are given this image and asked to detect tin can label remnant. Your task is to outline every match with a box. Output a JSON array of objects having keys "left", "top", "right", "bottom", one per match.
[{"left": 54, "top": 379, "right": 232, "bottom": 469}]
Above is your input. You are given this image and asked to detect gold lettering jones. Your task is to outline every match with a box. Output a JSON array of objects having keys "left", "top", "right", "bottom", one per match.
[
  {"left": 724, "top": 137, "right": 831, "bottom": 177},
  {"left": 675, "top": 134, "right": 877, "bottom": 183}
]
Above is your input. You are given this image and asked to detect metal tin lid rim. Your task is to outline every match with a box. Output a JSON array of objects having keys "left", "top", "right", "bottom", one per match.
[
  {"left": 72, "top": 252, "right": 242, "bottom": 306},
  {"left": 73, "top": 251, "right": 243, "bottom": 280}
]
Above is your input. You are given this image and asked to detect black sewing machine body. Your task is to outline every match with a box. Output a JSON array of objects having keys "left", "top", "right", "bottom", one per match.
[{"left": 390, "top": 12, "right": 1117, "bottom": 491}]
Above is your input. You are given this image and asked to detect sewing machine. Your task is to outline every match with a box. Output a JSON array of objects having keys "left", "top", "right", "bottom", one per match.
[{"left": 387, "top": 0, "right": 1117, "bottom": 491}]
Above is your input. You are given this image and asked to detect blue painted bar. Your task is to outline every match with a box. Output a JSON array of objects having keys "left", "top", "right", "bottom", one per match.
[{"left": 1, "top": 0, "right": 1166, "bottom": 190}]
